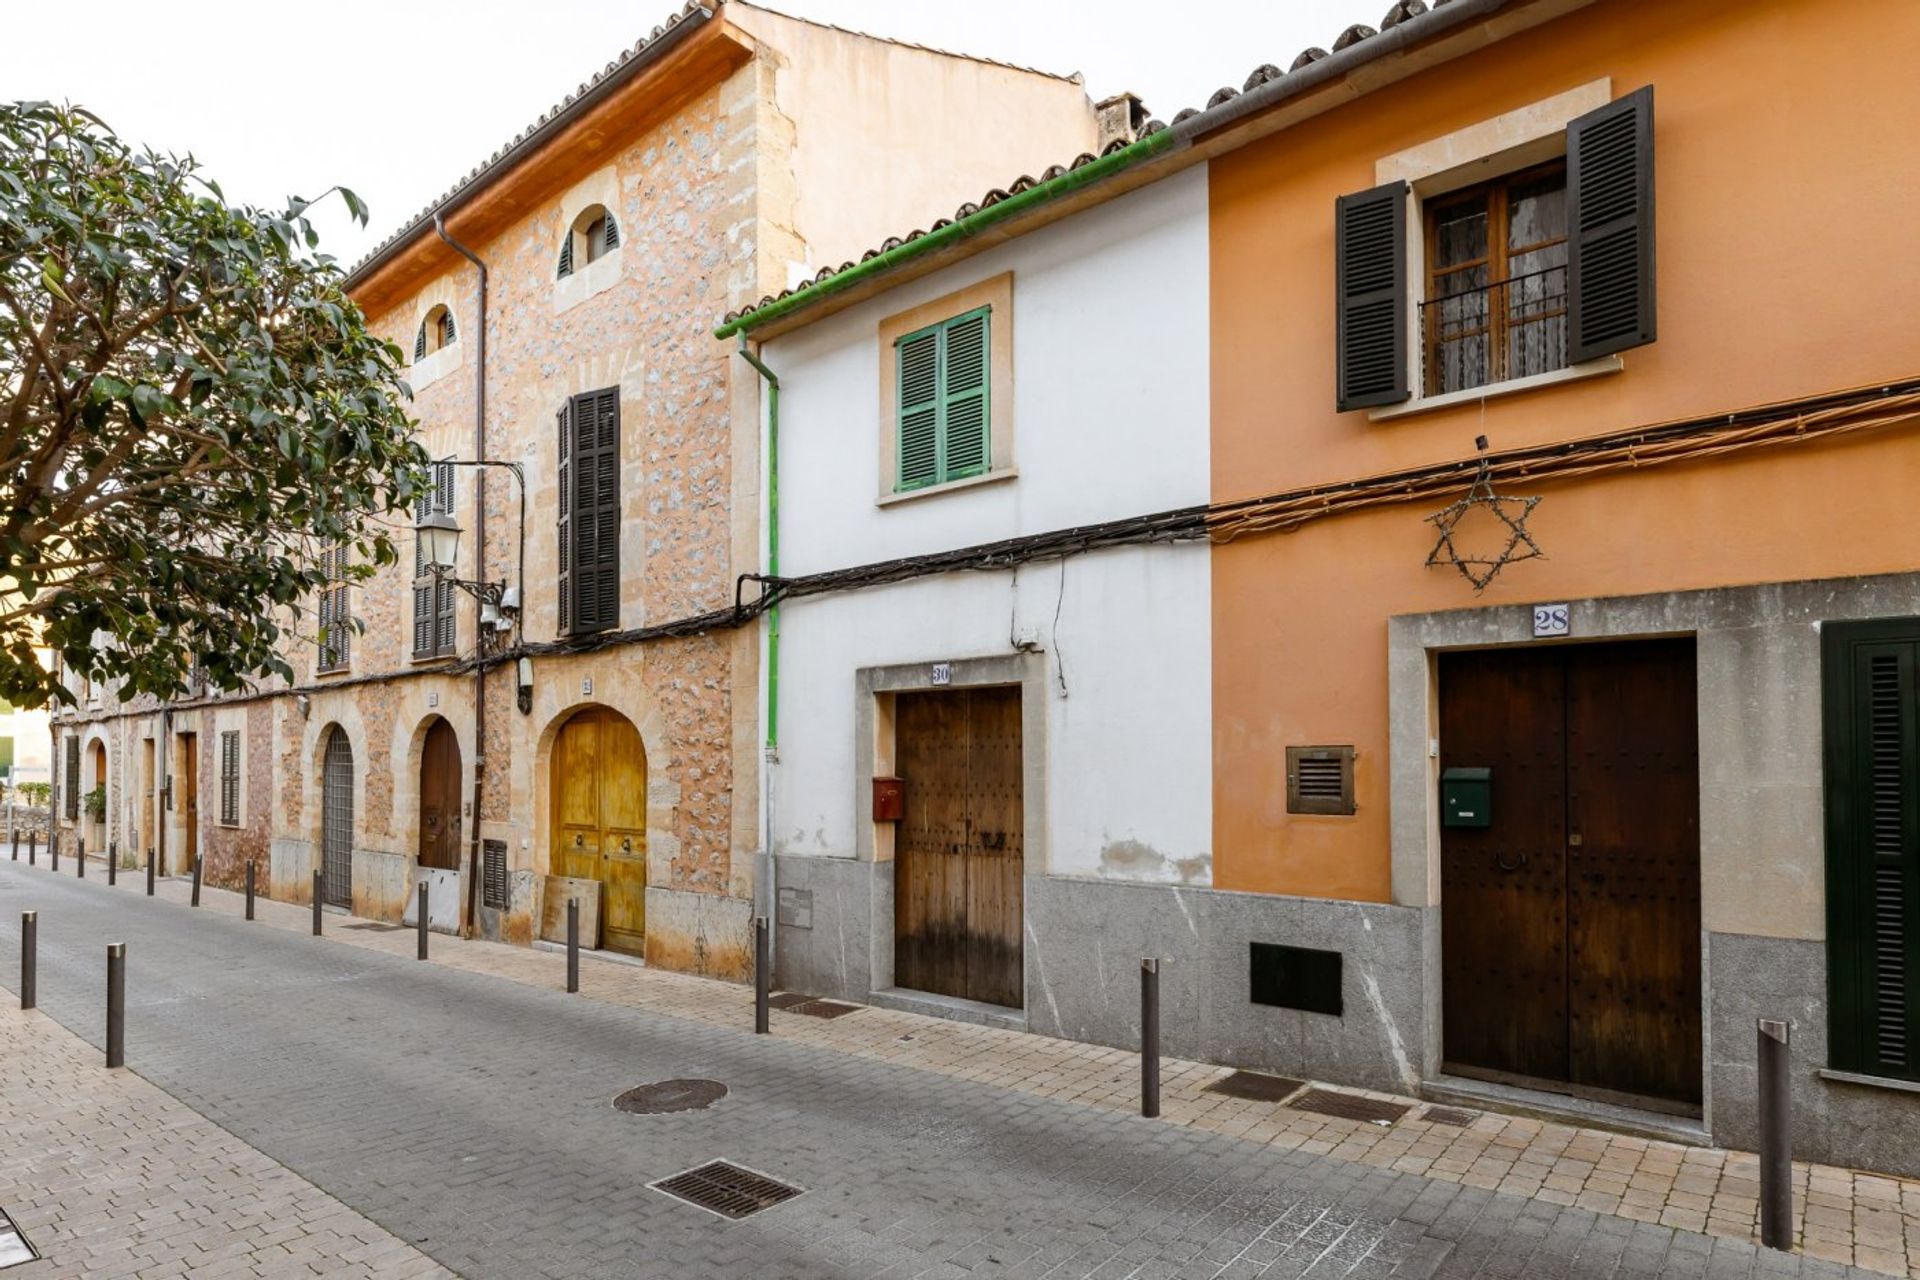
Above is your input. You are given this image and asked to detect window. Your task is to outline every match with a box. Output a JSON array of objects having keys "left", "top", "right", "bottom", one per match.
[
  {"left": 413, "top": 305, "right": 457, "bottom": 362},
  {"left": 316, "top": 546, "right": 351, "bottom": 673},
  {"left": 219, "top": 730, "right": 241, "bottom": 826},
  {"left": 63, "top": 734, "right": 79, "bottom": 819},
  {"left": 412, "top": 461, "right": 457, "bottom": 658},
  {"left": 1823, "top": 619, "right": 1920, "bottom": 1082},
  {"left": 895, "top": 308, "right": 990, "bottom": 492},
  {"left": 557, "top": 205, "right": 619, "bottom": 280},
  {"left": 556, "top": 388, "right": 620, "bottom": 636},
  {"left": 1335, "top": 86, "right": 1656, "bottom": 411},
  {"left": 1423, "top": 162, "right": 1567, "bottom": 396}
]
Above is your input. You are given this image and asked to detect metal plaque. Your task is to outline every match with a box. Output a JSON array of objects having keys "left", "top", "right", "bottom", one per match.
[
  {"left": 776, "top": 887, "right": 813, "bottom": 929},
  {"left": 1532, "top": 603, "right": 1571, "bottom": 638},
  {"left": 930, "top": 662, "right": 952, "bottom": 686}
]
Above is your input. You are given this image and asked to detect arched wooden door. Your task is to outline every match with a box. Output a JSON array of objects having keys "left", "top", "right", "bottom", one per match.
[
  {"left": 88, "top": 741, "right": 106, "bottom": 847},
  {"left": 417, "top": 719, "right": 462, "bottom": 870},
  {"left": 550, "top": 707, "right": 647, "bottom": 955},
  {"left": 321, "top": 728, "right": 354, "bottom": 907}
]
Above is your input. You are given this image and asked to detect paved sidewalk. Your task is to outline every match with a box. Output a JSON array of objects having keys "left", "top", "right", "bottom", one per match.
[
  {"left": 0, "top": 1002, "right": 454, "bottom": 1279},
  {"left": 1, "top": 851, "right": 1905, "bottom": 1279}
]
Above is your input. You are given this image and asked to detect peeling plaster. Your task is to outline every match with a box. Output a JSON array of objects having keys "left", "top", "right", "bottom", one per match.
[{"left": 1098, "top": 838, "right": 1212, "bottom": 886}]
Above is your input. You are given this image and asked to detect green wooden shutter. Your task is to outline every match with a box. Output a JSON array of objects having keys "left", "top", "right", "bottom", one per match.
[
  {"left": 941, "top": 309, "right": 990, "bottom": 480},
  {"left": 1824, "top": 619, "right": 1920, "bottom": 1080},
  {"left": 897, "top": 328, "right": 940, "bottom": 490},
  {"left": 895, "top": 308, "right": 991, "bottom": 492},
  {"left": 556, "top": 400, "right": 573, "bottom": 634}
]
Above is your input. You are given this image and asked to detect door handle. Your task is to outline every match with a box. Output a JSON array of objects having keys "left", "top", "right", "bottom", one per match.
[
  {"left": 621, "top": 837, "right": 632, "bottom": 853},
  {"left": 574, "top": 833, "right": 583, "bottom": 848}
]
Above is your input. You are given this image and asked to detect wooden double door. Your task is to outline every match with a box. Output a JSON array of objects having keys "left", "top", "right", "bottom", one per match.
[
  {"left": 894, "top": 686, "right": 1024, "bottom": 1008},
  {"left": 1439, "top": 638, "right": 1702, "bottom": 1110},
  {"left": 550, "top": 707, "right": 647, "bottom": 956}
]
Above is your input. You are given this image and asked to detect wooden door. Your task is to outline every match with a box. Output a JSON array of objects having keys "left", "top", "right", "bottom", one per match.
[
  {"left": 418, "top": 720, "right": 462, "bottom": 870},
  {"left": 1439, "top": 639, "right": 1701, "bottom": 1110},
  {"left": 894, "top": 686, "right": 1024, "bottom": 1007},
  {"left": 179, "top": 733, "right": 198, "bottom": 873},
  {"left": 549, "top": 708, "right": 647, "bottom": 955}
]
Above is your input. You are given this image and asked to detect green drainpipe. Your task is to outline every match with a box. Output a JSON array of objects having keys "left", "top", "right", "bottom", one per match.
[{"left": 736, "top": 336, "right": 780, "bottom": 751}]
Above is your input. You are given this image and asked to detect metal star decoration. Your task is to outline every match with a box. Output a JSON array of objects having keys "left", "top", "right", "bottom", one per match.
[{"left": 1425, "top": 440, "right": 1544, "bottom": 592}]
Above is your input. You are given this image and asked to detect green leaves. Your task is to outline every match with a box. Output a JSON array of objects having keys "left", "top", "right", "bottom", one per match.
[{"left": 0, "top": 100, "right": 426, "bottom": 707}]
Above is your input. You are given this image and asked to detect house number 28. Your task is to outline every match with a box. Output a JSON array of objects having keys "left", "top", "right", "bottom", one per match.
[{"left": 1532, "top": 604, "right": 1571, "bottom": 639}]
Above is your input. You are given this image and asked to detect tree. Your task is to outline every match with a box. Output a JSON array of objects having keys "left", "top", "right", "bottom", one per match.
[{"left": 0, "top": 101, "right": 425, "bottom": 707}]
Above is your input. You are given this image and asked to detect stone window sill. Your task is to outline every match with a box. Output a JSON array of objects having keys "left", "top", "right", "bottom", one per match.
[
  {"left": 1817, "top": 1067, "right": 1920, "bottom": 1095},
  {"left": 1368, "top": 356, "right": 1623, "bottom": 422},
  {"left": 876, "top": 468, "right": 1017, "bottom": 508}
]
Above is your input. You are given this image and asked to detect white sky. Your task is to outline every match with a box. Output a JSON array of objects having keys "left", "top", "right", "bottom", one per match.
[{"left": 1, "top": 0, "right": 1367, "bottom": 265}]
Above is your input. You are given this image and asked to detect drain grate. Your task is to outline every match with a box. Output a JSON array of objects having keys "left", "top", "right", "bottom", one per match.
[
  {"left": 1206, "top": 1070, "right": 1305, "bottom": 1103},
  {"left": 1287, "top": 1088, "right": 1412, "bottom": 1126},
  {"left": 0, "top": 1207, "right": 38, "bottom": 1270},
  {"left": 651, "top": 1160, "right": 803, "bottom": 1220},
  {"left": 344, "top": 922, "right": 405, "bottom": 932},
  {"left": 613, "top": 1079, "right": 728, "bottom": 1115},
  {"left": 786, "top": 999, "right": 860, "bottom": 1020},
  {"left": 766, "top": 992, "right": 817, "bottom": 1010},
  {"left": 1421, "top": 1105, "right": 1478, "bottom": 1128}
]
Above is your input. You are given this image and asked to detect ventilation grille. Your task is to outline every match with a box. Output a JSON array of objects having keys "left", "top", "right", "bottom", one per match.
[
  {"left": 1286, "top": 745, "right": 1356, "bottom": 815},
  {"left": 651, "top": 1161, "right": 802, "bottom": 1220},
  {"left": 1206, "top": 1070, "right": 1304, "bottom": 1103},
  {"left": 1868, "top": 653, "right": 1909, "bottom": 1067},
  {"left": 482, "top": 839, "right": 508, "bottom": 911},
  {"left": 1287, "top": 1088, "right": 1410, "bottom": 1126}
]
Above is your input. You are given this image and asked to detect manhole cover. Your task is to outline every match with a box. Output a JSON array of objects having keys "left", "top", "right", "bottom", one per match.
[
  {"left": 613, "top": 1079, "right": 728, "bottom": 1115},
  {"left": 787, "top": 999, "right": 860, "bottom": 1019},
  {"left": 1421, "top": 1105, "right": 1478, "bottom": 1127},
  {"left": 0, "top": 1207, "right": 38, "bottom": 1270},
  {"left": 651, "top": 1160, "right": 803, "bottom": 1219},
  {"left": 1206, "top": 1070, "right": 1305, "bottom": 1103},
  {"left": 1287, "top": 1088, "right": 1411, "bottom": 1126}
]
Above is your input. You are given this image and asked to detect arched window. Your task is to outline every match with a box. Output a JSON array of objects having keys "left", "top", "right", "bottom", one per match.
[
  {"left": 557, "top": 204, "right": 620, "bottom": 279},
  {"left": 414, "top": 304, "right": 457, "bottom": 362}
]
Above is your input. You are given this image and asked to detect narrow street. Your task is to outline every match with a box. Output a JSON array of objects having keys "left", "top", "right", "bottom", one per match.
[{"left": 0, "top": 857, "right": 1884, "bottom": 1280}]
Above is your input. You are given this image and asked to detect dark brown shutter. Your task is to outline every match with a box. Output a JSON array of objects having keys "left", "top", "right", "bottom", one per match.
[
  {"left": 1335, "top": 180, "right": 1409, "bottom": 411},
  {"left": 556, "top": 399, "right": 573, "bottom": 634},
  {"left": 220, "top": 731, "right": 240, "bottom": 825},
  {"left": 1824, "top": 621, "right": 1920, "bottom": 1081},
  {"left": 566, "top": 389, "right": 620, "bottom": 634},
  {"left": 603, "top": 213, "right": 620, "bottom": 251},
  {"left": 557, "top": 234, "right": 574, "bottom": 280},
  {"left": 413, "top": 323, "right": 427, "bottom": 362},
  {"left": 1567, "top": 85, "right": 1656, "bottom": 362},
  {"left": 439, "top": 309, "right": 456, "bottom": 348},
  {"left": 63, "top": 734, "right": 80, "bottom": 818}
]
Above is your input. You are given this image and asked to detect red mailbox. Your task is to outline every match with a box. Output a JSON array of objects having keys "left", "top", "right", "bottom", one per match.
[{"left": 872, "top": 776, "right": 904, "bottom": 822}]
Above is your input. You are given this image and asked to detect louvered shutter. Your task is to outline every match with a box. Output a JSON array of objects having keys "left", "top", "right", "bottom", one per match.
[
  {"left": 557, "top": 234, "right": 574, "bottom": 280},
  {"left": 556, "top": 400, "right": 573, "bottom": 633},
  {"left": 220, "top": 731, "right": 240, "bottom": 825},
  {"left": 414, "top": 323, "right": 427, "bottom": 362},
  {"left": 603, "top": 213, "right": 620, "bottom": 251},
  {"left": 1824, "top": 622, "right": 1920, "bottom": 1081},
  {"left": 412, "top": 489, "right": 432, "bottom": 656},
  {"left": 1567, "top": 86, "right": 1656, "bottom": 362},
  {"left": 941, "top": 310, "right": 990, "bottom": 480},
  {"left": 1334, "top": 180, "right": 1408, "bottom": 410},
  {"left": 566, "top": 389, "right": 620, "bottom": 634},
  {"left": 439, "top": 310, "right": 456, "bottom": 348},
  {"left": 63, "top": 735, "right": 79, "bottom": 818},
  {"left": 896, "top": 329, "right": 940, "bottom": 490}
]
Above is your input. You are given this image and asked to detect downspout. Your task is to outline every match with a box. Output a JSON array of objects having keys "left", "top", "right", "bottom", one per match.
[
  {"left": 435, "top": 214, "right": 488, "bottom": 940},
  {"left": 735, "top": 336, "right": 779, "bottom": 959}
]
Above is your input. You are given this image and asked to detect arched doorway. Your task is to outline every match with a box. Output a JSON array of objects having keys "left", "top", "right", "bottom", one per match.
[
  {"left": 550, "top": 707, "right": 647, "bottom": 955},
  {"left": 321, "top": 727, "right": 354, "bottom": 907},
  {"left": 87, "top": 739, "right": 107, "bottom": 851},
  {"left": 417, "top": 719, "right": 462, "bottom": 870}
]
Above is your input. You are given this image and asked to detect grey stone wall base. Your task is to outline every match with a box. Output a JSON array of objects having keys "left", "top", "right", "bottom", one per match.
[{"left": 771, "top": 854, "right": 888, "bottom": 998}]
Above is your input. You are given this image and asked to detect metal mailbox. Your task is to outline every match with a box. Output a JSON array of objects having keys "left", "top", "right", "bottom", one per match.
[
  {"left": 1440, "top": 767, "right": 1491, "bottom": 828},
  {"left": 871, "top": 776, "right": 904, "bottom": 822}
]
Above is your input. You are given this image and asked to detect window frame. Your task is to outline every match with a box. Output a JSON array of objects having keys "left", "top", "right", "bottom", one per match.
[
  {"left": 875, "top": 273, "right": 1015, "bottom": 506},
  {"left": 893, "top": 305, "right": 992, "bottom": 494}
]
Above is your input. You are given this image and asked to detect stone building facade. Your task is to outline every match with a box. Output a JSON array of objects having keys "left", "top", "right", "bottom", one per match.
[{"left": 49, "top": 0, "right": 1104, "bottom": 979}]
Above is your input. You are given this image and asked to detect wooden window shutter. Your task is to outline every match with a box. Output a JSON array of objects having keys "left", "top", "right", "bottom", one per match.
[
  {"left": 1567, "top": 85, "right": 1656, "bottom": 362},
  {"left": 64, "top": 734, "right": 79, "bottom": 818},
  {"left": 557, "top": 233, "right": 574, "bottom": 280},
  {"left": 556, "top": 399, "right": 573, "bottom": 634},
  {"left": 412, "top": 464, "right": 457, "bottom": 658},
  {"left": 438, "top": 309, "right": 456, "bottom": 348},
  {"left": 220, "top": 730, "right": 240, "bottom": 825},
  {"left": 414, "top": 323, "right": 427, "bottom": 362},
  {"left": 1334, "top": 180, "right": 1409, "bottom": 411},
  {"left": 941, "top": 310, "right": 990, "bottom": 480},
  {"left": 1286, "top": 745, "right": 1357, "bottom": 816},
  {"left": 603, "top": 212, "right": 620, "bottom": 251},
  {"left": 896, "top": 328, "right": 940, "bottom": 490},
  {"left": 1824, "top": 620, "right": 1920, "bottom": 1081},
  {"left": 567, "top": 388, "right": 620, "bottom": 634}
]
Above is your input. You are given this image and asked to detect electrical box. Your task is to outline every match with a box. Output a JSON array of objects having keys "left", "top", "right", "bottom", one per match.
[
  {"left": 1441, "top": 767, "right": 1491, "bottom": 828},
  {"left": 872, "top": 776, "right": 904, "bottom": 822}
]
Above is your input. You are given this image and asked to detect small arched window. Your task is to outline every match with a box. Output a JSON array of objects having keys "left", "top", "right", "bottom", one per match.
[
  {"left": 557, "top": 205, "right": 620, "bottom": 279},
  {"left": 414, "top": 304, "right": 457, "bottom": 361}
]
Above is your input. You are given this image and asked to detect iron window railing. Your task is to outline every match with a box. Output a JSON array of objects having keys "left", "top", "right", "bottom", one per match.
[{"left": 1421, "top": 265, "right": 1568, "bottom": 397}]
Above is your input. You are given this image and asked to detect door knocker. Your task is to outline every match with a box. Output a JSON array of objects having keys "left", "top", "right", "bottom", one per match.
[
  {"left": 621, "top": 837, "right": 633, "bottom": 853},
  {"left": 1495, "top": 850, "right": 1528, "bottom": 872},
  {"left": 574, "top": 833, "right": 584, "bottom": 848}
]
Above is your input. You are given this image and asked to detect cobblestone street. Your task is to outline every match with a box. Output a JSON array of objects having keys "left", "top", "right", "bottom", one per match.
[{"left": 0, "top": 855, "right": 1902, "bottom": 1279}]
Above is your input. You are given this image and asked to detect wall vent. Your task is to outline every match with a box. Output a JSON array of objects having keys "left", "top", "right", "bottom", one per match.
[{"left": 1286, "top": 745, "right": 1356, "bottom": 815}]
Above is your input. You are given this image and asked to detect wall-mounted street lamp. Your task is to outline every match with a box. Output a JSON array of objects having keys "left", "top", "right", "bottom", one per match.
[{"left": 417, "top": 509, "right": 520, "bottom": 628}]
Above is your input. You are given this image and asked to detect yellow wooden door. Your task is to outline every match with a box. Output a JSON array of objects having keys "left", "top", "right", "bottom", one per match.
[{"left": 550, "top": 708, "right": 647, "bottom": 955}]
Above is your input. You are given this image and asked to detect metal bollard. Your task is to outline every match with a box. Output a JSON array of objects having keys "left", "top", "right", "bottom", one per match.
[
  {"left": 27, "top": 829, "right": 35, "bottom": 865},
  {"left": 145, "top": 847, "right": 154, "bottom": 896},
  {"left": 191, "top": 856, "right": 202, "bottom": 907},
  {"left": 417, "top": 882, "right": 429, "bottom": 960},
  {"left": 245, "top": 861, "right": 255, "bottom": 921},
  {"left": 1759, "top": 1018, "right": 1794, "bottom": 1251},
  {"left": 754, "top": 915, "right": 770, "bottom": 1034},
  {"left": 50, "top": 830, "right": 58, "bottom": 873},
  {"left": 6, "top": 803, "right": 12, "bottom": 857},
  {"left": 566, "top": 898, "right": 580, "bottom": 994},
  {"left": 106, "top": 943, "right": 125, "bottom": 1069},
  {"left": 108, "top": 839, "right": 117, "bottom": 886},
  {"left": 1141, "top": 958, "right": 1161, "bottom": 1119},
  {"left": 312, "top": 869, "right": 323, "bottom": 936},
  {"left": 19, "top": 911, "right": 35, "bottom": 1010},
  {"left": 77, "top": 834, "right": 85, "bottom": 878}
]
